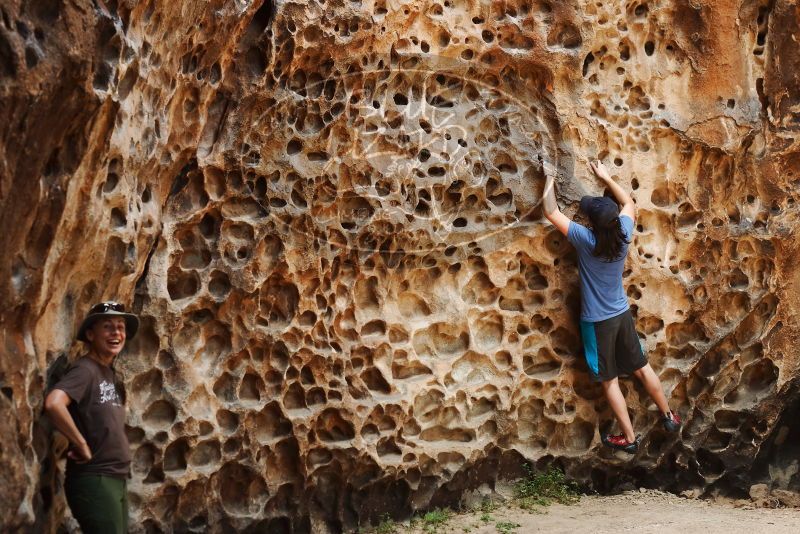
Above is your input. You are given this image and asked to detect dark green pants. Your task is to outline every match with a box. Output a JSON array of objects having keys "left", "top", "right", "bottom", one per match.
[{"left": 65, "top": 475, "right": 128, "bottom": 534}]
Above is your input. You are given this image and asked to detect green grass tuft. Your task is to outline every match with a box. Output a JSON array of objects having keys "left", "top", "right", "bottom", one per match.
[
  {"left": 496, "top": 521, "right": 521, "bottom": 533},
  {"left": 513, "top": 465, "right": 580, "bottom": 509},
  {"left": 416, "top": 508, "right": 452, "bottom": 533},
  {"left": 478, "top": 498, "right": 500, "bottom": 513},
  {"left": 422, "top": 508, "right": 451, "bottom": 524},
  {"left": 375, "top": 514, "right": 397, "bottom": 534}
]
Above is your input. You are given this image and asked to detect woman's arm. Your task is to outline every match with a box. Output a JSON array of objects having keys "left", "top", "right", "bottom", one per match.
[
  {"left": 589, "top": 161, "right": 636, "bottom": 221},
  {"left": 541, "top": 165, "right": 571, "bottom": 236},
  {"left": 44, "top": 390, "right": 92, "bottom": 462}
]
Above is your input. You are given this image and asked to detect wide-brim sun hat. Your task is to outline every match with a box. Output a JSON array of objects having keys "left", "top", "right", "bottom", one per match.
[{"left": 77, "top": 301, "right": 140, "bottom": 342}]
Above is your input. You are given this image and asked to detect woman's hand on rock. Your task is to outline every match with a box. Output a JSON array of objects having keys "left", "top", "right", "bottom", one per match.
[
  {"left": 590, "top": 160, "right": 612, "bottom": 181},
  {"left": 538, "top": 155, "right": 558, "bottom": 181}
]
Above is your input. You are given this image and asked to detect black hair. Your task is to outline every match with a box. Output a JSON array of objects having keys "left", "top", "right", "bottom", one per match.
[{"left": 592, "top": 217, "right": 630, "bottom": 262}]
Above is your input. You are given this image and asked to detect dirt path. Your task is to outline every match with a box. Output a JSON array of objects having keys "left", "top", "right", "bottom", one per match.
[{"left": 402, "top": 490, "right": 800, "bottom": 534}]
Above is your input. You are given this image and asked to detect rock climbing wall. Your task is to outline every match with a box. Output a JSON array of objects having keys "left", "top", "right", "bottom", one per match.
[{"left": 1, "top": 0, "right": 799, "bottom": 532}]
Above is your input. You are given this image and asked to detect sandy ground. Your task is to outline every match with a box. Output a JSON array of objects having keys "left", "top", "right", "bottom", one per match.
[{"left": 401, "top": 490, "right": 800, "bottom": 534}]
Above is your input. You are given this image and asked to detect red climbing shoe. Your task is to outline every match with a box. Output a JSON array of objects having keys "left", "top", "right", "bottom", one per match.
[{"left": 602, "top": 433, "right": 640, "bottom": 454}]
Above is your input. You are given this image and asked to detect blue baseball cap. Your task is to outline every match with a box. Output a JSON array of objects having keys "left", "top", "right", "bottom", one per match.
[{"left": 580, "top": 196, "right": 619, "bottom": 228}]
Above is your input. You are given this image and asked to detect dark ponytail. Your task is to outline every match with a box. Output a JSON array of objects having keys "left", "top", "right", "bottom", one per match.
[{"left": 592, "top": 217, "right": 630, "bottom": 262}]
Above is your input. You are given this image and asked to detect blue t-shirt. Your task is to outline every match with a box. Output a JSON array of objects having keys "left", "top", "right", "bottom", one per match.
[{"left": 567, "top": 215, "right": 634, "bottom": 322}]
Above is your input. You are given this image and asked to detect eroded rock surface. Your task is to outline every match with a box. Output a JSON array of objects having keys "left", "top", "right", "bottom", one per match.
[{"left": 1, "top": 0, "right": 799, "bottom": 532}]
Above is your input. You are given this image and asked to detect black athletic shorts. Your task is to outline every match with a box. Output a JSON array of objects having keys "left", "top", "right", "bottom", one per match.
[{"left": 579, "top": 309, "right": 647, "bottom": 382}]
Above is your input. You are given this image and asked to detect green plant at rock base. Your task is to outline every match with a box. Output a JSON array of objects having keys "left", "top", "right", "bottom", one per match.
[
  {"left": 496, "top": 521, "right": 521, "bottom": 533},
  {"left": 375, "top": 514, "right": 397, "bottom": 534},
  {"left": 517, "top": 499, "right": 547, "bottom": 513},
  {"left": 513, "top": 465, "right": 580, "bottom": 509},
  {"left": 355, "top": 513, "right": 397, "bottom": 534},
  {"left": 419, "top": 508, "right": 452, "bottom": 533},
  {"left": 478, "top": 498, "right": 500, "bottom": 513}
]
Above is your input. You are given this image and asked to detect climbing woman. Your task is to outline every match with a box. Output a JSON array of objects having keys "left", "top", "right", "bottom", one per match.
[{"left": 540, "top": 159, "right": 681, "bottom": 453}]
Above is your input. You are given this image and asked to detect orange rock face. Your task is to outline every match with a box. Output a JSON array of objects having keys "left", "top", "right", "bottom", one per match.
[{"left": 1, "top": 0, "right": 799, "bottom": 531}]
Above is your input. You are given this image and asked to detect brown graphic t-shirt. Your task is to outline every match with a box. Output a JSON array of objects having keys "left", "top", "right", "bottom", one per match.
[{"left": 53, "top": 357, "right": 131, "bottom": 478}]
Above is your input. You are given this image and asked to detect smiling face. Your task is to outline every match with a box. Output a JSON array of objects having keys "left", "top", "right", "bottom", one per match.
[{"left": 86, "top": 317, "right": 127, "bottom": 358}]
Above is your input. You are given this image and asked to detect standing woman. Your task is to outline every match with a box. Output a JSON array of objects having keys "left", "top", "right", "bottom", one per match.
[
  {"left": 45, "top": 302, "right": 139, "bottom": 533},
  {"left": 541, "top": 160, "right": 681, "bottom": 453}
]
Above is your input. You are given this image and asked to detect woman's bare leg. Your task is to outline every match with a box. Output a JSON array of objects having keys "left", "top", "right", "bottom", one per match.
[
  {"left": 632, "top": 364, "right": 671, "bottom": 415},
  {"left": 602, "top": 377, "right": 636, "bottom": 442}
]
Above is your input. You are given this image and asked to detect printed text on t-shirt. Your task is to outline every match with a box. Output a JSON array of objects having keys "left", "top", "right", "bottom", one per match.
[{"left": 98, "top": 381, "right": 121, "bottom": 406}]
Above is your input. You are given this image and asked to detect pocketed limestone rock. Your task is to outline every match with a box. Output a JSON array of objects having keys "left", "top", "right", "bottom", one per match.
[{"left": 1, "top": 0, "right": 799, "bottom": 531}]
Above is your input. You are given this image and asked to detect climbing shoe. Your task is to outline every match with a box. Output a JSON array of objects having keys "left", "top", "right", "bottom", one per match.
[
  {"left": 662, "top": 411, "right": 682, "bottom": 433},
  {"left": 602, "top": 433, "right": 640, "bottom": 454}
]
